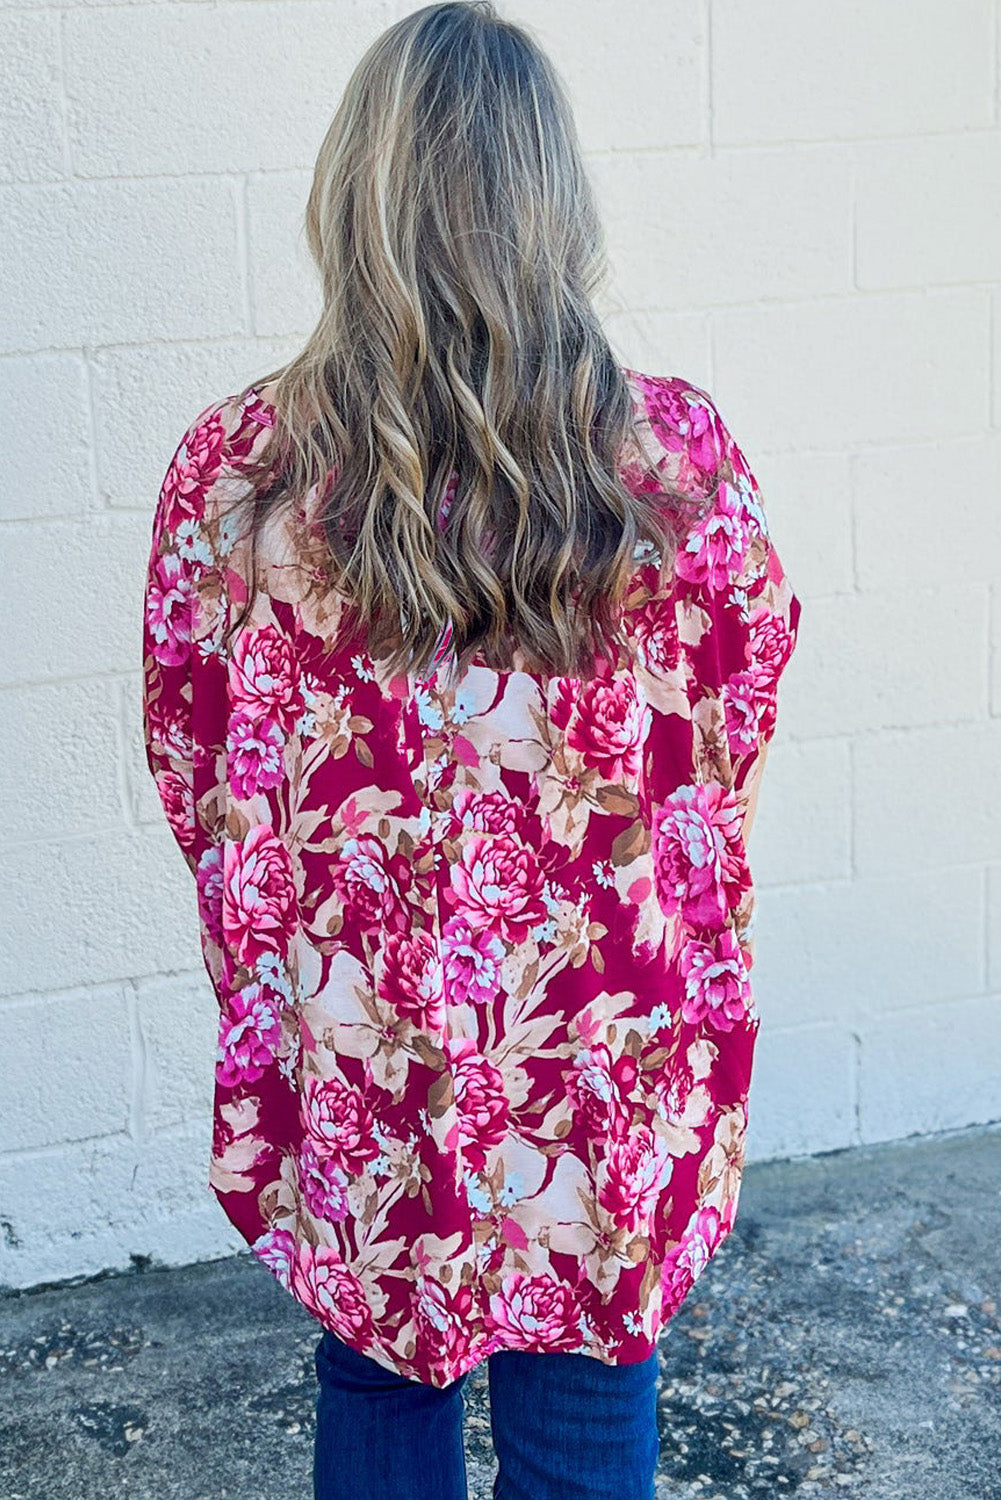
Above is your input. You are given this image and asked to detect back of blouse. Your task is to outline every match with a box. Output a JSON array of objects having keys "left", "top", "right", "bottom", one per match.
[{"left": 142, "top": 365, "right": 801, "bottom": 1389}]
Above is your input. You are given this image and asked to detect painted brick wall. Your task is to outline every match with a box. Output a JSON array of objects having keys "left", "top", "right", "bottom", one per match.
[{"left": 1, "top": 0, "right": 999, "bottom": 1289}]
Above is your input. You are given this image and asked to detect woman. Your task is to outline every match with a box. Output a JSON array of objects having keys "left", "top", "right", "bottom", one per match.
[{"left": 142, "top": 3, "right": 801, "bottom": 1497}]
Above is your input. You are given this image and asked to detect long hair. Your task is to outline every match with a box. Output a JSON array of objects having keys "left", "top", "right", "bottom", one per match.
[{"left": 228, "top": 0, "right": 698, "bottom": 682}]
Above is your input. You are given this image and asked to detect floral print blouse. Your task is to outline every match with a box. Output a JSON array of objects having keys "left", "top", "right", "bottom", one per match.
[{"left": 142, "top": 368, "right": 801, "bottom": 1389}]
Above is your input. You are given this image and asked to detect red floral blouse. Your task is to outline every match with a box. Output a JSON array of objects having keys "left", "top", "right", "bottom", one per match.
[{"left": 142, "top": 368, "right": 801, "bottom": 1388}]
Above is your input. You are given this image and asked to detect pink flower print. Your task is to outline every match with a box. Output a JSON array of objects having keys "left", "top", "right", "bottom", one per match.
[
  {"left": 660, "top": 1205, "right": 724, "bottom": 1316},
  {"left": 552, "top": 672, "right": 649, "bottom": 782},
  {"left": 700, "top": 780, "right": 748, "bottom": 898},
  {"left": 444, "top": 1036, "right": 510, "bottom": 1171},
  {"left": 146, "top": 705, "right": 192, "bottom": 763},
  {"left": 441, "top": 918, "right": 504, "bottom": 1007},
  {"left": 223, "top": 824, "right": 298, "bottom": 965},
  {"left": 633, "top": 375, "right": 725, "bottom": 477},
  {"left": 448, "top": 833, "right": 547, "bottom": 945},
  {"left": 228, "top": 624, "right": 305, "bottom": 731},
  {"left": 226, "top": 711, "right": 285, "bottom": 801},
  {"left": 596, "top": 1125, "right": 673, "bottom": 1235},
  {"left": 652, "top": 1055, "right": 696, "bottom": 1126},
  {"left": 210, "top": 1089, "right": 269, "bottom": 1168},
  {"left": 298, "top": 1136, "right": 350, "bottom": 1224},
  {"left": 565, "top": 1044, "right": 635, "bottom": 1137},
  {"left": 632, "top": 600, "right": 681, "bottom": 676},
  {"left": 488, "top": 1274, "right": 586, "bottom": 1352},
  {"left": 301, "top": 1074, "right": 380, "bottom": 1176},
  {"left": 683, "top": 1204, "right": 724, "bottom": 1280},
  {"left": 723, "top": 668, "right": 762, "bottom": 758},
  {"left": 216, "top": 983, "right": 283, "bottom": 1087},
  {"left": 334, "top": 834, "right": 405, "bottom": 932},
  {"left": 146, "top": 551, "right": 194, "bottom": 666},
  {"left": 414, "top": 1278, "right": 477, "bottom": 1369},
  {"left": 675, "top": 480, "right": 751, "bottom": 594},
  {"left": 452, "top": 788, "right": 523, "bottom": 836},
  {"left": 652, "top": 782, "right": 747, "bottom": 929},
  {"left": 136, "top": 369, "right": 802, "bottom": 1387},
  {"left": 748, "top": 604, "right": 795, "bottom": 739},
  {"left": 251, "top": 1227, "right": 297, "bottom": 1291},
  {"left": 652, "top": 787, "right": 725, "bottom": 927},
  {"left": 156, "top": 767, "right": 194, "bottom": 849},
  {"left": 292, "top": 1241, "right": 374, "bottom": 1344},
  {"left": 197, "top": 844, "right": 224, "bottom": 947},
  {"left": 377, "top": 929, "right": 446, "bottom": 1033},
  {"left": 162, "top": 409, "right": 226, "bottom": 523},
  {"left": 679, "top": 927, "right": 751, "bottom": 1032},
  {"left": 244, "top": 390, "right": 275, "bottom": 428}
]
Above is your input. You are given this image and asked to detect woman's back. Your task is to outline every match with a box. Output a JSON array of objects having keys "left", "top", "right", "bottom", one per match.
[{"left": 142, "top": 363, "right": 800, "bottom": 1388}]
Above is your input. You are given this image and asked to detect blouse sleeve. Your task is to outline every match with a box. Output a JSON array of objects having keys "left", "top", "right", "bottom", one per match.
[
  {"left": 141, "top": 396, "right": 231, "bottom": 874},
  {"left": 679, "top": 398, "right": 803, "bottom": 803}
]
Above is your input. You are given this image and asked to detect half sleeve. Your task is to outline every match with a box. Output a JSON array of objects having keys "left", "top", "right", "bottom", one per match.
[
  {"left": 681, "top": 401, "right": 803, "bottom": 801},
  {"left": 141, "top": 397, "right": 231, "bottom": 873}
]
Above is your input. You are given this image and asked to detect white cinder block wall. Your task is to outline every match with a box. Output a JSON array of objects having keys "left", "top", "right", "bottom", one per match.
[{"left": 1, "top": 0, "right": 998, "bottom": 1290}]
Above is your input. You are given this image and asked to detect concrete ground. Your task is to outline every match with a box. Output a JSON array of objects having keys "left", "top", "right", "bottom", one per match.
[{"left": 1, "top": 1125, "right": 998, "bottom": 1500}]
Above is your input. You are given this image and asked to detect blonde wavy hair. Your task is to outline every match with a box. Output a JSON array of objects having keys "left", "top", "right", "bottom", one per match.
[{"left": 231, "top": 0, "right": 695, "bottom": 681}]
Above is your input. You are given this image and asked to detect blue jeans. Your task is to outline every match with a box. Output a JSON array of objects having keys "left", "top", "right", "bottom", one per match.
[{"left": 313, "top": 1328, "right": 661, "bottom": 1500}]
